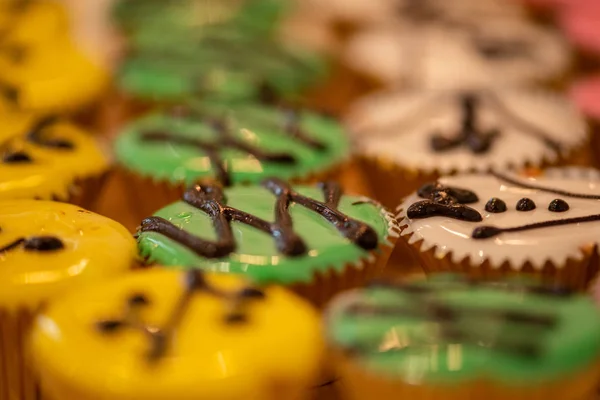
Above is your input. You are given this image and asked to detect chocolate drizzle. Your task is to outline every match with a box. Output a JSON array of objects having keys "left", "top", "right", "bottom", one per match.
[
  {"left": 408, "top": 182, "right": 482, "bottom": 222},
  {"left": 430, "top": 93, "right": 500, "bottom": 154},
  {"left": 472, "top": 214, "right": 600, "bottom": 239},
  {"left": 140, "top": 106, "right": 327, "bottom": 186},
  {"left": 492, "top": 171, "right": 600, "bottom": 200},
  {"left": 0, "top": 235, "right": 64, "bottom": 254},
  {"left": 474, "top": 38, "right": 532, "bottom": 60},
  {"left": 95, "top": 270, "right": 265, "bottom": 362},
  {"left": 346, "top": 277, "right": 563, "bottom": 359},
  {"left": 140, "top": 179, "right": 378, "bottom": 258}
]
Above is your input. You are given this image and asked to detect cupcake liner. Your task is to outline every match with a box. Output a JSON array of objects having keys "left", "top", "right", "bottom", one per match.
[
  {"left": 0, "top": 308, "right": 36, "bottom": 400},
  {"left": 332, "top": 347, "right": 600, "bottom": 400},
  {"left": 116, "top": 159, "right": 354, "bottom": 228},
  {"left": 359, "top": 140, "right": 594, "bottom": 212},
  {"left": 59, "top": 172, "right": 110, "bottom": 212}
]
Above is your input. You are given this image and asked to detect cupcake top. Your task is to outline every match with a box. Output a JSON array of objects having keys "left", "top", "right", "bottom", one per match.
[
  {"left": 570, "top": 75, "right": 600, "bottom": 121},
  {"left": 344, "top": 18, "right": 569, "bottom": 88},
  {"left": 118, "top": 29, "right": 325, "bottom": 103},
  {"left": 0, "top": 200, "right": 136, "bottom": 310},
  {"left": 397, "top": 170, "right": 600, "bottom": 268},
  {"left": 0, "top": 0, "right": 68, "bottom": 51},
  {"left": 326, "top": 274, "right": 600, "bottom": 384},
  {"left": 115, "top": 102, "right": 348, "bottom": 186},
  {"left": 0, "top": 38, "right": 109, "bottom": 113},
  {"left": 30, "top": 269, "right": 323, "bottom": 399},
  {"left": 347, "top": 89, "right": 586, "bottom": 174},
  {"left": 136, "top": 180, "right": 398, "bottom": 284},
  {"left": 0, "top": 116, "right": 109, "bottom": 200}
]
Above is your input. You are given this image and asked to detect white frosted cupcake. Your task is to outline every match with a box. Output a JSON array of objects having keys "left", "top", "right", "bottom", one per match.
[
  {"left": 346, "top": 88, "right": 588, "bottom": 208},
  {"left": 344, "top": 18, "right": 570, "bottom": 89},
  {"left": 396, "top": 169, "right": 600, "bottom": 289}
]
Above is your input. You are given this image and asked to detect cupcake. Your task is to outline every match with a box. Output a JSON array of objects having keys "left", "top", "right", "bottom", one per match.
[
  {"left": 0, "top": 37, "right": 109, "bottom": 115},
  {"left": 347, "top": 88, "right": 588, "bottom": 208},
  {"left": 114, "top": 101, "right": 350, "bottom": 220},
  {"left": 0, "top": 200, "right": 136, "bottom": 400},
  {"left": 0, "top": 115, "right": 109, "bottom": 208},
  {"left": 136, "top": 179, "right": 399, "bottom": 305},
  {"left": 30, "top": 268, "right": 324, "bottom": 400},
  {"left": 325, "top": 274, "right": 600, "bottom": 400},
  {"left": 396, "top": 169, "right": 600, "bottom": 288},
  {"left": 344, "top": 18, "right": 570, "bottom": 89},
  {"left": 570, "top": 76, "right": 600, "bottom": 167}
]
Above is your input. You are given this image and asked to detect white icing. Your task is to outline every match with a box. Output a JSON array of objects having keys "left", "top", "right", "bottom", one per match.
[
  {"left": 344, "top": 18, "right": 570, "bottom": 88},
  {"left": 397, "top": 172, "right": 600, "bottom": 269},
  {"left": 346, "top": 89, "right": 587, "bottom": 174}
]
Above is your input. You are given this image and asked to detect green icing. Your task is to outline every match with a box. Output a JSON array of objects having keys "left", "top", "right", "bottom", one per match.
[
  {"left": 326, "top": 275, "right": 600, "bottom": 385},
  {"left": 114, "top": 101, "right": 349, "bottom": 185},
  {"left": 136, "top": 185, "right": 391, "bottom": 284}
]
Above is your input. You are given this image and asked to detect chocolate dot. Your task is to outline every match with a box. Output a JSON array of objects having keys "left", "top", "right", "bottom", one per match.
[
  {"left": 239, "top": 287, "right": 265, "bottom": 299},
  {"left": 225, "top": 313, "right": 247, "bottom": 324},
  {"left": 485, "top": 197, "right": 507, "bottom": 213},
  {"left": 548, "top": 199, "right": 569, "bottom": 212},
  {"left": 23, "top": 236, "right": 64, "bottom": 251},
  {"left": 128, "top": 294, "right": 150, "bottom": 306},
  {"left": 96, "top": 319, "right": 124, "bottom": 333},
  {"left": 3, "top": 151, "right": 32, "bottom": 163},
  {"left": 516, "top": 198, "right": 536, "bottom": 212}
]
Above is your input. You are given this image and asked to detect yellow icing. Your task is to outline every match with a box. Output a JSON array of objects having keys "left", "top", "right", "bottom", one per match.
[
  {"left": 0, "top": 38, "right": 109, "bottom": 114},
  {"left": 0, "top": 118, "right": 109, "bottom": 200},
  {"left": 0, "top": 0, "right": 69, "bottom": 50},
  {"left": 0, "top": 200, "right": 136, "bottom": 310},
  {"left": 30, "top": 270, "right": 324, "bottom": 400}
]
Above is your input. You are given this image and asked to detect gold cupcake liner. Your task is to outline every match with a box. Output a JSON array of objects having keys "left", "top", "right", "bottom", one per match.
[
  {"left": 358, "top": 141, "right": 594, "bottom": 212},
  {"left": 332, "top": 348, "right": 600, "bottom": 400},
  {"left": 0, "top": 308, "right": 36, "bottom": 400},
  {"left": 588, "top": 121, "right": 600, "bottom": 169},
  {"left": 289, "top": 237, "right": 397, "bottom": 308},
  {"left": 399, "top": 226, "right": 599, "bottom": 290},
  {"left": 56, "top": 172, "right": 109, "bottom": 212},
  {"left": 115, "top": 159, "right": 354, "bottom": 229}
]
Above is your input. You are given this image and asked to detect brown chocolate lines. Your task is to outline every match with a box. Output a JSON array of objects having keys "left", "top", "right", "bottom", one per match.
[
  {"left": 472, "top": 213, "right": 600, "bottom": 239},
  {"left": 491, "top": 171, "right": 600, "bottom": 200},
  {"left": 346, "top": 300, "right": 557, "bottom": 359},
  {"left": 0, "top": 236, "right": 64, "bottom": 254},
  {"left": 408, "top": 182, "right": 482, "bottom": 222},
  {"left": 431, "top": 93, "right": 500, "bottom": 154},
  {"left": 140, "top": 179, "right": 379, "bottom": 258},
  {"left": 96, "top": 270, "right": 265, "bottom": 362}
]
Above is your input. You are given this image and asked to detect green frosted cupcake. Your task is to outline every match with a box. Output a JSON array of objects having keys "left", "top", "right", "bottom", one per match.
[
  {"left": 136, "top": 179, "right": 399, "bottom": 305},
  {"left": 114, "top": 101, "right": 351, "bottom": 222},
  {"left": 325, "top": 274, "right": 600, "bottom": 400}
]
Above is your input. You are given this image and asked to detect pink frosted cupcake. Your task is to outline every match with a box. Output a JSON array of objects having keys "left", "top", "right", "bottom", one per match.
[
  {"left": 571, "top": 75, "right": 600, "bottom": 167},
  {"left": 558, "top": 1, "right": 600, "bottom": 60}
]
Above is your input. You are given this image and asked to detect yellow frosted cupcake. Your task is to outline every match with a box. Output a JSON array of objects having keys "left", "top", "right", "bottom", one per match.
[
  {"left": 30, "top": 269, "right": 324, "bottom": 400},
  {"left": 0, "top": 200, "right": 137, "bottom": 400},
  {"left": 0, "top": 115, "right": 109, "bottom": 208},
  {"left": 0, "top": 38, "right": 109, "bottom": 115}
]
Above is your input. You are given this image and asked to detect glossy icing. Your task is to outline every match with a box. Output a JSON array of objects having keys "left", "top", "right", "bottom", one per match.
[
  {"left": 398, "top": 172, "right": 600, "bottom": 268},
  {"left": 115, "top": 102, "right": 348, "bottom": 185},
  {"left": 344, "top": 18, "right": 569, "bottom": 88},
  {"left": 30, "top": 269, "right": 323, "bottom": 400},
  {"left": 0, "top": 200, "right": 136, "bottom": 310},
  {"left": 326, "top": 274, "right": 600, "bottom": 384},
  {"left": 0, "top": 117, "right": 109, "bottom": 200},
  {"left": 118, "top": 30, "right": 325, "bottom": 102},
  {"left": 348, "top": 89, "right": 586, "bottom": 174},
  {"left": 0, "top": 38, "right": 109, "bottom": 113},
  {"left": 137, "top": 184, "right": 396, "bottom": 284}
]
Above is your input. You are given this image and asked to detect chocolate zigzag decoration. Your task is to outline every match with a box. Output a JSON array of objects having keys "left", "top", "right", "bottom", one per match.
[
  {"left": 408, "top": 181, "right": 482, "bottom": 222},
  {"left": 96, "top": 269, "right": 265, "bottom": 362},
  {"left": 140, "top": 107, "right": 326, "bottom": 186},
  {"left": 0, "top": 235, "right": 64, "bottom": 254},
  {"left": 140, "top": 179, "right": 379, "bottom": 258}
]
